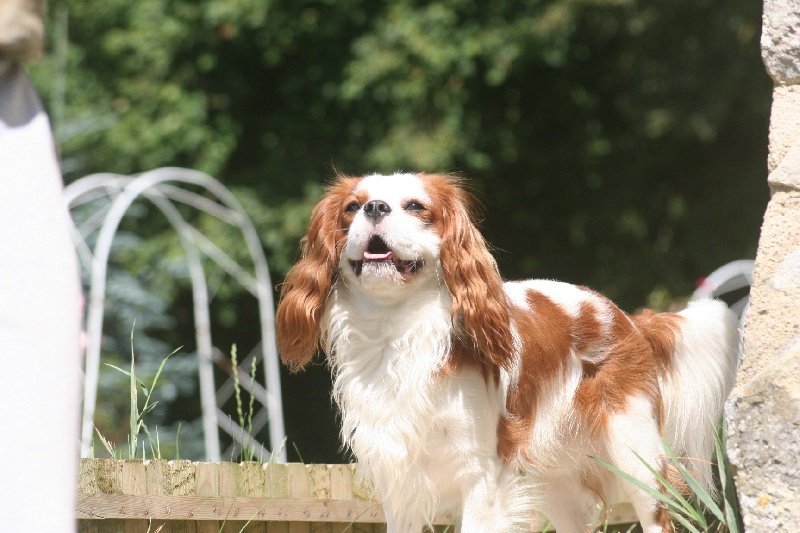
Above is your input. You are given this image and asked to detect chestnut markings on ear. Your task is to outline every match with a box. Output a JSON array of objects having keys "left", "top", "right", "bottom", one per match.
[
  {"left": 420, "top": 173, "right": 515, "bottom": 371},
  {"left": 276, "top": 175, "right": 361, "bottom": 371}
]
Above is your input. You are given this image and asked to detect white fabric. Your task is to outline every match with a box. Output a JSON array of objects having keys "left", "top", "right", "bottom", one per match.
[{"left": 0, "top": 60, "right": 80, "bottom": 532}]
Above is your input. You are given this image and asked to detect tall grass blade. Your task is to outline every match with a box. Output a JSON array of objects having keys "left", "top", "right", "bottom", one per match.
[
  {"left": 661, "top": 440, "right": 724, "bottom": 525},
  {"left": 588, "top": 429, "right": 742, "bottom": 533},
  {"left": 230, "top": 344, "right": 253, "bottom": 461},
  {"left": 629, "top": 449, "right": 706, "bottom": 525},
  {"left": 715, "top": 428, "right": 741, "bottom": 533},
  {"left": 175, "top": 422, "right": 182, "bottom": 461},
  {"left": 247, "top": 356, "right": 256, "bottom": 459},
  {"left": 671, "top": 511, "right": 703, "bottom": 533},
  {"left": 631, "top": 449, "right": 700, "bottom": 520},
  {"left": 233, "top": 497, "right": 275, "bottom": 533},
  {"left": 587, "top": 454, "right": 687, "bottom": 517},
  {"left": 292, "top": 441, "right": 305, "bottom": 464},
  {"left": 108, "top": 326, "right": 179, "bottom": 461},
  {"left": 95, "top": 426, "right": 117, "bottom": 459}
]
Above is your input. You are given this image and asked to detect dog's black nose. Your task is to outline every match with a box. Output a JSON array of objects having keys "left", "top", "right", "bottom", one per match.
[{"left": 363, "top": 200, "right": 391, "bottom": 222}]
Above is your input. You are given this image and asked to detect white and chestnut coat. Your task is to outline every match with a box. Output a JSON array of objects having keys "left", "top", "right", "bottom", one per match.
[{"left": 276, "top": 173, "right": 739, "bottom": 533}]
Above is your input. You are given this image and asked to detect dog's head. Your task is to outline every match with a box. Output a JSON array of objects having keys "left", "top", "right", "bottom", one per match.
[
  {"left": 338, "top": 172, "right": 441, "bottom": 291},
  {"left": 276, "top": 172, "right": 513, "bottom": 371}
]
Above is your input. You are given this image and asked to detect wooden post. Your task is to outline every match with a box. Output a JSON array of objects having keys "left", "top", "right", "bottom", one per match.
[{"left": 196, "top": 462, "right": 220, "bottom": 533}]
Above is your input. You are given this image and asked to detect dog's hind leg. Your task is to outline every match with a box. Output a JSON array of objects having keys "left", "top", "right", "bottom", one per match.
[{"left": 606, "top": 395, "right": 671, "bottom": 533}]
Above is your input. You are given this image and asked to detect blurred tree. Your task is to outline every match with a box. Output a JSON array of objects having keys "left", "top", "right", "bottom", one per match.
[
  {"left": 335, "top": 0, "right": 770, "bottom": 305},
  {"left": 30, "top": 0, "right": 771, "bottom": 462}
]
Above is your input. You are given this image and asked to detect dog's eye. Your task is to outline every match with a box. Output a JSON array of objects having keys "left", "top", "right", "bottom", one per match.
[
  {"left": 403, "top": 201, "right": 425, "bottom": 212},
  {"left": 345, "top": 202, "right": 361, "bottom": 213}
]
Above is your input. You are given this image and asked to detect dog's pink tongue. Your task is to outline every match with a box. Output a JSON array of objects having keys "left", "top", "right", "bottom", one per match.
[{"left": 364, "top": 251, "right": 393, "bottom": 261}]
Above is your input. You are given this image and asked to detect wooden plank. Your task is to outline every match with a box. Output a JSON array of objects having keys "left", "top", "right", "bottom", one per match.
[
  {"left": 195, "top": 462, "right": 220, "bottom": 533},
  {"left": 309, "top": 522, "right": 333, "bottom": 533},
  {"left": 95, "top": 519, "right": 127, "bottom": 532},
  {"left": 76, "top": 494, "right": 388, "bottom": 522},
  {"left": 75, "top": 460, "right": 641, "bottom": 530},
  {"left": 307, "top": 465, "right": 330, "bottom": 500},
  {"left": 77, "top": 519, "right": 100, "bottom": 533},
  {"left": 265, "top": 463, "right": 288, "bottom": 498},
  {"left": 240, "top": 463, "right": 268, "bottom": 533},
  {"left": 121, "top": 460, "right": 146, "bottom": 495},
  {"left": 168, "top": 460, "right": 197, "bottom": 533},
  {"left": 174, "top": 520, "right": 198, "bottom": 533},
  {"left": 216, "top": 461, "right": 247, "bottom": 532},
  {"left": 75, "top": 495, "right": 468, "bottom": 526},
  {"left": 168, "top": 460, "right": 196, "bottom": 496},
  {"left": 286, "top": 464, "right": 309, "bottom": 499},
  {"left": 146, "top": 460, "right": 170, "bottom": 496},
  {"left": 195, "top": 463, "right": 219, "bottom": 497},
  {"left": 348, "top": 465, "right": 374, "bottom": 502},
  {"left": 122, "top": 460, "right": 149, "bottom": 533},
  {"left": 241, "top": 462, "right": 268, "bottom": 498},
  {"left": 76, "top": 494, "right": 638, "bottom": 530},
  {"left": 288, "top": 523, "right": 312, "bottom": 533},
  {"left": 329, "top": 465, "right": 352, "bottom": 501},
  {"left": 266, "top": 521, "right": 290, "bottom": 533},
  {"left": 218, "top": 461, "right": 241, "bottom": 497},
  {"left": 143, "top": 461, "right": 190, "bottom": 533},
  {"left": 79, "top": 458, "right": 100, "bottom": 494},
  {"left": 94, "top": 458, "right": 123, "bottom": 494}
]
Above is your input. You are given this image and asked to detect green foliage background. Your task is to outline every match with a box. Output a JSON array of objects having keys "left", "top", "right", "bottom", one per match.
[{"left": 32, "top": 0, "right": 771, "bottom": 462}]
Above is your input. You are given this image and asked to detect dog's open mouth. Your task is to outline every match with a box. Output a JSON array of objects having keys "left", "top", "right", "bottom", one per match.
[{"left": 350, "top": 236, "right": 423, "bottom": 277}]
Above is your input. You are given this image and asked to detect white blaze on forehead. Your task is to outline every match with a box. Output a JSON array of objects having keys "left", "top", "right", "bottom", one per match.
[{"left": 356, "top": 173, "right": 431, "bottom": 206}]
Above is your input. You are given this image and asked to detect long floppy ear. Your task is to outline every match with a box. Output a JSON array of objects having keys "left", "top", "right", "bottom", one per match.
[
  {"left": 276, "top": 178, "right": 358, "bottom": 372},
  {"left": 427, "top": 175, "right": 514, "bottom": 370}
]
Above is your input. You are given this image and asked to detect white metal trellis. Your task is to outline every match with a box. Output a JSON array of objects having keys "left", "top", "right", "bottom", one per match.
[{"left": 64, "top": 167, "right": 286, "bottom": 462}]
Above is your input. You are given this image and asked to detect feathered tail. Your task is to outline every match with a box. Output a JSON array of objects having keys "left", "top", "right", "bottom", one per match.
[{"left": 659, "top": 299, "right": 740, "bottom": 495}]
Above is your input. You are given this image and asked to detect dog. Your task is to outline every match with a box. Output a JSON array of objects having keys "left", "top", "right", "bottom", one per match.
[{"left": 276, "top": 172, "right": 739, "bottom": 533}]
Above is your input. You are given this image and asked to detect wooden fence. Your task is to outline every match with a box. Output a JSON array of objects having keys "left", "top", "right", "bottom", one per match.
[{"left": 77, "top": 459, "right": 637, "bottom": 532}]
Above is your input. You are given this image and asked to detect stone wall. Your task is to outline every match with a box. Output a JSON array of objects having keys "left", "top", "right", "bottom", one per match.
[{"left": 725, "top": 0, "right": 800, "bottom": 530}]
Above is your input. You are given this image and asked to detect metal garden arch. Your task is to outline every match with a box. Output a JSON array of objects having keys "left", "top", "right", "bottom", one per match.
[{"left": 64, "top": 167, "right": 286, "bottom": 462}]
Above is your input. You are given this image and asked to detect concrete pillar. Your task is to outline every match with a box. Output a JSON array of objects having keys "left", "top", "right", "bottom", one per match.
[{"left": 725, "top": 0, "right": 800, "bottom": 530}]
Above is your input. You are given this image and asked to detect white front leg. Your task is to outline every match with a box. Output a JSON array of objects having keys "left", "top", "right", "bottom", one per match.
[{"left": 460, "top": 475, "right": 497, "bottom": 533}]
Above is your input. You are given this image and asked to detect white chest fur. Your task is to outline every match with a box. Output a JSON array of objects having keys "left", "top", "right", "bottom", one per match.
[{"left": 322, "top": 283, "right": 506, "bottom": 526}]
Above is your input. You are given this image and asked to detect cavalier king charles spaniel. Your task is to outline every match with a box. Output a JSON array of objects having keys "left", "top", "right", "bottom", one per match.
[{"left": 276, "top": 172, "right": 739, "bottom": 533}]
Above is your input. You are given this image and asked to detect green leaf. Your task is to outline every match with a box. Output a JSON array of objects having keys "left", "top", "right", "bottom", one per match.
[
  {"left": 105, "top": 363, "right": 132, "bottom": 377},
  {"left": 138, "top": 401, "right": 160, "bottom": 423}
]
